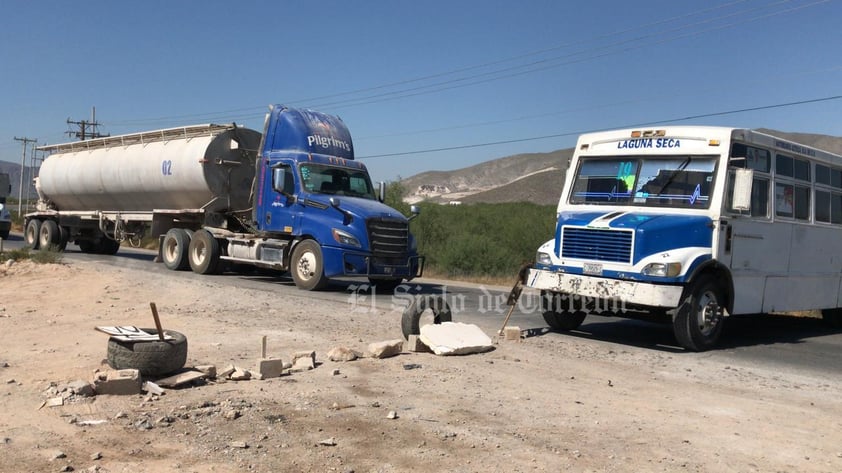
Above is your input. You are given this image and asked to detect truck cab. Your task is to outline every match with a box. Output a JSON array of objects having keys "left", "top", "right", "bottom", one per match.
[{"left": 0, "top": 173, "right": 12, "bottom": 239}]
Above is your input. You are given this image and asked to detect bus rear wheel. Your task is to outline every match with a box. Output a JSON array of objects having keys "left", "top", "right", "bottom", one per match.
[
  {"left": 541, "top": 291, "right": 587, "bottom": 331},
  {"left": 672, "top": 276, "right": 725, "bottom": 351},
  {"left": 820, "top": 308, "right": 842, "bottom": 328}
]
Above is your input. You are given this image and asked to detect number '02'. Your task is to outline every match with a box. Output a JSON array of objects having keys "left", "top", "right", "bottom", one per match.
[{"left": 162, "top": 160, "right": 173, "bottom": 176}]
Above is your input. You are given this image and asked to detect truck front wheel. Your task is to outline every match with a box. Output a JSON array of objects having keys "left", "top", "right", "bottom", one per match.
[
  {"left": 25, "top": 219, "right": 41, "bottom": 250},
  {"left": 291, "top": 240, "right": 328, "bottom": 290},
  {"left": 541, "top": 291, "right": 587, "bottom": 331},
  {"left": 672, "top": 276, "right": 725, "bottom": 351}
]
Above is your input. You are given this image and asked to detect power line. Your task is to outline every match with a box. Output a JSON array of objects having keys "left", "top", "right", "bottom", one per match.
[
  {"left": 356, "top": 95, "right": 842, "bottom": 159},
  {"left": 12, "top": 136, "right": 36, "bottom": 216}
]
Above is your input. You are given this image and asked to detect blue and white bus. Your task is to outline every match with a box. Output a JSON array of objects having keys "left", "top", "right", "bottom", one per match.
[{"left": 527, "top": 126, "right": 842, "bottom": 351}]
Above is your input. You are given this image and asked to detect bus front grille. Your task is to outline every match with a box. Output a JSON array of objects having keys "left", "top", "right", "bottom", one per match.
[{"left": 561, "top": 227, "right": 633, "bottom": 263}]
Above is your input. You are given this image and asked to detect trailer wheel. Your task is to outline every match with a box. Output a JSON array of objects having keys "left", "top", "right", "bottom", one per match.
[
  {"left": 57, "top": 226, "right": 69, "bottom": 251},
  {"left": 290, "top": 239, "right": 328, "bottom": 290},
  {"left": 162, "top": 228, "right": 192, "bottom": 271},
  {"left": 106, "top": 329, "right": 188, "bottom": 377},
  {"left": 25, "top": 219, "right": 41, "bottom": 249},
  {"left": 38, "top": 220, "right": 60, "bottom": 249},
  {"left": 188, "top": 230, "right": 221, "bottom": 275},
  {"left": 401, "top": 294, "right": 452, "bottom": 339},
  {"left": 97, "top": 238, "right": 121, "bottom": 255},
  {"left": 672, "top": 275, "right": 725, "bottom": 352},
  {"left": 541, "top": 291, "right": 587, "bottom": 331},
  {"left": 78, "top": 240, "right": 96, "bottom": 253}
]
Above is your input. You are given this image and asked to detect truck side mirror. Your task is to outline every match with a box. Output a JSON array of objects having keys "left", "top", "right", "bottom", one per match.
[
  {"left": 378, "top": 181, "right": 386, "bottom": 203},
  {"left": 408, "top": 205, "right": 420, "bottom": 221},
  {"left": 732, "top": 169, "right": 753, "bottom": 212}
]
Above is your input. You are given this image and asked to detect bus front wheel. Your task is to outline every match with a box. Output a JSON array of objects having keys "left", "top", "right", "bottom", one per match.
[{"left": 672, "top": 276, "right": 725, "bottom": 351}]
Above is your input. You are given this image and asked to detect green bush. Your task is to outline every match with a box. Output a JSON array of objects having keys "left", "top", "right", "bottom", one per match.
[
  {"left": 1, "top": 246, "right": 64, "bottom": 264},
  {"left": 392, "top": 184, "right": 556, "bottom": 280}
]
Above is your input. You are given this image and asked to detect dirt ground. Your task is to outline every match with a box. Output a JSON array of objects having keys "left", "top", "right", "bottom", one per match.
[{"left": 1, "top": 259, "right": 841, "bottom": 473}]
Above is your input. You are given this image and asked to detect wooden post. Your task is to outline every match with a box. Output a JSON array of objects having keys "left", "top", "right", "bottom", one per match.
[
  {"left": 261, "top": 335, "right": 267, "bottom": 358},
  {"left": 150, "top": 302, "right": 165, "bottom": 341}
]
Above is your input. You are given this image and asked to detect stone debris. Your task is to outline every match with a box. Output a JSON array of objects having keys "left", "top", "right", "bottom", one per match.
[
  {"left": 318, "top": 437, "right": 337, "bottom": 446},
  {"left": 327, "top": 346, "right": 359, "bottom": 362},
  {"left": 218, "top": 364, "right": 236, "bottom": 378},
  {"left": 90, "top": 452, "right": 102, "bottom": 461},
  {"left": 256, "top": 358, "right": 285, "bottom": 378},
  {"left": 195, "top": 364, "right": 217, "bottom": 378},
  {"left": 229, "top": 441, "right": 249, "bottom": 449},
  {"left": 142, "top": 381, "right": 165, "bottom": 395},
  {"left": 45, "top": 397, "right": 64, "bottom": 408},
  {"left": 419, "top": 322, "right": 494, "bottom": 356},
  {"left": 289, "top": 350, "right": 316, "bottom": 372},
  {"left": 229, "top": 368, "right": 252, "bottom": 381},
  {"left": 367, "top": 339, "right": 404, "bottom": 359},
  {"left": 502, "top": 326, "right": 522, "bottom": 341},
  {"left": 94, "top": 369, "right": 142, "bottom": 395},
  {"left": 387, "top": 410, "right": 398, "bottom": 419},
  {"left": 155, "top": 370, "right": 207, "bottom": 388},
  {"left": 67, "top": 380, "right": 95, "bottom": 397}
]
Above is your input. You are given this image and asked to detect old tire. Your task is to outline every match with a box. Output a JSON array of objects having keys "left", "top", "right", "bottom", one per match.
[
  {"left": 541, "top": 291, "right": 587, "bottom": 331},
  {"left": 401, "top": 294, "right": 452, "bottom": 340},
  {"left": 38, "top": 220, "right": 60, "bottom": 249},
  {"left": 106, "top": 329, "right": 188, "bottom": 377},
  {"left": 25, "top": 219, "right": 41, "bottom": 249},
  {"left": 672, "top": 276, "right": 725, "bottom": 352},
  {"left": 162, "top": 228, "right": 192, "bottom": 271},
  {"left": 290, "top": 239, "right": 328, "bottom": 290},
  {"left": 368, "top": 277, "right": 404, "bottom": 294},
  {"left": 188, "top": 230, "right": 221, "bottom": 275}
]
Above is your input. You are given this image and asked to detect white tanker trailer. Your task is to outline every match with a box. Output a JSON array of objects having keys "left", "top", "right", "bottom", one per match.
[{"left": 27, "top": 105, "right": 423, "bottom": 290}]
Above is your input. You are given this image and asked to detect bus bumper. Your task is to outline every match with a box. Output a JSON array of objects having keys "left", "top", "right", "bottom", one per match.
[{"left": 526, "top": 268, "right": 684, "bottom": 308}]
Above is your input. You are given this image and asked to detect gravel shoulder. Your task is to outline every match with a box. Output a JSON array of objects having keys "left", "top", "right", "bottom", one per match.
[{"left": 1, "top": 260, "right": 841, "bottom": 473}]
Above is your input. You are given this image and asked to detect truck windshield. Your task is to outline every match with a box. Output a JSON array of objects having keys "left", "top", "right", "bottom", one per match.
[
  {"left": 569, "top": 156, "right": 717, "bottom": 208},
  {"left": 300, "top": 164, "right": 377, "bottom": 200}
]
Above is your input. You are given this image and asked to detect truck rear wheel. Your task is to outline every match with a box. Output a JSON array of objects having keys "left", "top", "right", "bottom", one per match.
[
  {"left": 291, "top": 240, "right": 328, "bottom": 290},
  {"left": 97, "top": 238, "right": 121, "bottom": 255},
  {"left": 38, "top": 220, "right": 60, "bottom": 250},
  {"left": 25, "top": 219, "right": 41, "bottom": 249},
  {"left": 188, "top": 230, "right": 221, "bottom": 275},
  {"left": 541, "top": 291, "right": 587, "bottom": 331},
  {"left": 672, "top": 276, "right": 725, "bottom": 351},
  {"left": 162, "top": 228, "right": 192, "bottom": 271}
]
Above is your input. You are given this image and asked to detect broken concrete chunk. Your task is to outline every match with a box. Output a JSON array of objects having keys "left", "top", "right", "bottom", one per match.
[
  {"left": 367, "top": 339, "right": 404, "bottom": 359},
  {"left": 142, "top": 381, "right": 165, "bottom": 396},
  {"left": 327, "top": 346, "right": 359, "bottom": 362},
  {"left": 229, "top": 368, "right": 251, "bottom": 381},
  {"left": 257, "top": 358, "right": 285, "bottom": 379},
  {"left": 291, "top": 350, "right": 316, "bottom": 364},
  {"left": 93, "top": 369, "right": 142, "bottom": 395},
  {"left": 67, "top": 380, "right": 95, "bottom": 397},
  {"left": 218, "top": 364, "right": 236, "bottom": 378},
  {"left": 195, "top": 365, "right": 217, "bottom": 378},
  {"left": 503, "top": 326, "right": 522, "bottom": 341},
  {"left": 155, "top": 370, "right": 206, "bottom": 388},
  {"left": 419, "top": 322, "right": 494, "bottom": 356}
]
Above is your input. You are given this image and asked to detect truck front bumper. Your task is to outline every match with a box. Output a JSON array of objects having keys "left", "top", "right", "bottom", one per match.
[
  {"left": 322, "top": 246, "right": 424, "bottom": 280},
  {"left": 527, "top": 268, "right": 684, "bottom": 309}
]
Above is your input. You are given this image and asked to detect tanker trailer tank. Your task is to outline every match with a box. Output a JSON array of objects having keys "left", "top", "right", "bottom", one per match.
[{"left": 27, "top": 124, "right": 261, "bottom": 253}]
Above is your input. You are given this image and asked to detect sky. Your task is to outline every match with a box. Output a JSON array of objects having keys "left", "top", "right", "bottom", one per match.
[{"left": 1, "top": 0, "right": 841, "bottom": 182}]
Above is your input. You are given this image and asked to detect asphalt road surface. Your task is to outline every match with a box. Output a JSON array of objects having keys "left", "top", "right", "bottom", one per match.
[{"left": 6, "top": 233, "right": 841, "bottom": 378}]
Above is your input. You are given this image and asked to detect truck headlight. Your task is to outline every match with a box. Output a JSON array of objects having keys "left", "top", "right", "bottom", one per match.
[
  {"left": 641, "top": 262, "right": 682, "bottom": 277},
  {"left": 332, "top": 228, "right": 361, "bottom": 248},
  {"left": 536, "top": 251, "right": 553, "bottom": 266}
]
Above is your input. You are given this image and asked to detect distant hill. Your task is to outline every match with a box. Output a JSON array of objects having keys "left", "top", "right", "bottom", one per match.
[{"left": 400, "top": 129, "right": 842, "bottom": 205}]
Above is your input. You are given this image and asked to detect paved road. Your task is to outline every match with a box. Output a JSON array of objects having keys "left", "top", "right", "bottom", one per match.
[{"left": 8, "top": 233, "right": 842, "bottom": 377}]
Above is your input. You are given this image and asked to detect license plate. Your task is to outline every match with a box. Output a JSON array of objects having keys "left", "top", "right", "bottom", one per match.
[{"left": 582, "top": 262, "right": 603, "bottom": 276}]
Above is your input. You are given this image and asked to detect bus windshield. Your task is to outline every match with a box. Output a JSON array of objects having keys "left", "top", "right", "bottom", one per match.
[
  {"left": 299, "top": 164, "right": 377, "bottom": 200},
  {"left": 570, "top": 156, "right": 717, "bottom": 208}
]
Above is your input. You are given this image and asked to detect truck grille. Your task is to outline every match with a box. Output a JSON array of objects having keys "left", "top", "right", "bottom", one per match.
[
  {"left": 367, "top": 218, "right": 409, "bottom": 257},
  {"left": 561, "top": 227, "right": 633, "bottom": 263}
]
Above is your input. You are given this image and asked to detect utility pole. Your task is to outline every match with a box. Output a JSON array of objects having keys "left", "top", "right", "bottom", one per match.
[
  {"left": 13, "top": 136, "right": 37, "bottom": 216},
  {"left": 67, "top": 106, "right": 109, "bottom": 141}
]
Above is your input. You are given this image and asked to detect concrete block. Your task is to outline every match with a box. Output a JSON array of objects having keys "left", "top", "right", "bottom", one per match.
[
  {"left": 218, "top": 364, "right": 236, "bottom": 378},
  {"left": 419, "top": 322, "right": 493, "bottom": 356},
  {"left": 93, "top": 369, "right": 142, "bottom": 395},
  {"left": 195, "top": 365, "right": 217, "bottom": 378},
  {"left": 257, "top": 358, "right": 285, "bottom": 379},
  {"left": 289, "top": 356, "right": 315, "bottom": 373},
  {"left": 503, "top": 326, "right": 522, "bottom": 341},
  {"left": 368, "top": 339, "right": 404, "bottom": 359},
  {"left": 404, "top": 334, "right": 431, "bottom": 353},
  {"left": 152, "top": 370, "right": 205, "bottom": 388}
]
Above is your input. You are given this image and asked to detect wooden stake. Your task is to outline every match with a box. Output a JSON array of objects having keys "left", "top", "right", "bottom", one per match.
[
  {"left": 150, "top": 302, "right": 165, "bottom": 341},
  {"left": 261, "top": 335, "right": 267, "bottom": 358}
]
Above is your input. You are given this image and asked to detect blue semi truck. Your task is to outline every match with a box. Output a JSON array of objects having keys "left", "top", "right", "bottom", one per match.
[{"left": 27, "top": 105, "right": 423, "bottom": 290}]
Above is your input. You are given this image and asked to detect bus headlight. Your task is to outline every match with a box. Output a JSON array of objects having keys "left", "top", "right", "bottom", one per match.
[
  {"left": 332, "top": 228, "right": 361, "bottom": 248},
  {"left": 536, "top": 251, "right": 553, "bottom": 266},
  {"left": 641, "top": 262, "right": 682, "bottom": 277}
]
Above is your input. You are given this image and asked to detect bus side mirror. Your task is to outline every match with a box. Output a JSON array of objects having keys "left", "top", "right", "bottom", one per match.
[{"left": 732, "top": 169, "right": 753, "bottom": 211}]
